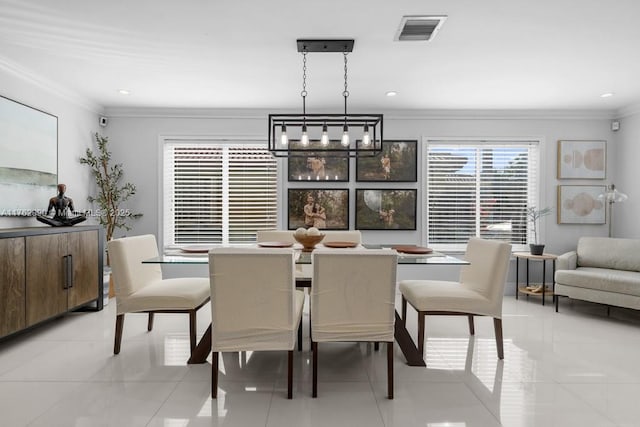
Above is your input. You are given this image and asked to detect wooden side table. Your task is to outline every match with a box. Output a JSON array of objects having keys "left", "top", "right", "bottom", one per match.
[{"left": 513, "top": 252, "right": 558, "bottom": 306}]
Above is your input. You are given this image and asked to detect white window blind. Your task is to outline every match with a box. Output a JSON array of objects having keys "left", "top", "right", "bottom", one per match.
[
  {"left": 163, "top": 140, "right": 277, "bottom": 248},
  {"left": 424, "top": 139, "right": 540, "bottom": 252}
]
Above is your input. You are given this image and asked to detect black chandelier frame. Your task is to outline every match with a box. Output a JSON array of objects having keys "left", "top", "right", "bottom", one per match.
[{"left": 268, "top": 39, "right": 384, "bottom": 158}]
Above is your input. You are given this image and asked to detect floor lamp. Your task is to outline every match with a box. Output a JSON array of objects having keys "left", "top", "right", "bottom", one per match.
[{"left": 598, "top": 184, "right": 628, "bottom": 237}]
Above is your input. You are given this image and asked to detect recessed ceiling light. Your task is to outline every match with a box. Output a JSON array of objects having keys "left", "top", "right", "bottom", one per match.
[
  {"left": 118, "top": 89, "right": 131, "bottom": 95},
  {"left": 600, "top": 92, "right": 614, "bottom": 98},
  {"left": 386, "top": 91, "right": 398, "bottom": 97}
]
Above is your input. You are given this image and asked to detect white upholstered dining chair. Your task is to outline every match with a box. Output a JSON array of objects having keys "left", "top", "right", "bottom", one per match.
[
  {"left": 208, "top": 247, "right": 305, "bottom": 399},
  {"left": 256, "top": 229, "right": 362, "bottom": 279},
  {"left": 107, "top": 235, "right": 210, "bottom": 355},
  {"left": 399, "top": 238, "right": 512, "bottom": 359},
  {"left": 311, "top": 248, "right": 397, "bottom": 399}
]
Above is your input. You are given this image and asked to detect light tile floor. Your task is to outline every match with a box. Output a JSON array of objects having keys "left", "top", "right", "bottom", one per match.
[{"left": 1, "top": 294, "right": 640, "bottom": 426}]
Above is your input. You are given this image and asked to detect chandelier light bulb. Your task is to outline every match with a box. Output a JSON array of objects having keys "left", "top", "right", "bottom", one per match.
[
  {"left": 301, "top": 124, "right": 309, "bottom": 146},
  {"left": 280, "top": 124, "right": 288, "bottom": 146},
  {"left": 362, "top": 123, "right": 371, "bottom": 146},
  {"left": 321, "top": 124, "right": 329, "bottom": 146},
  {"left": 341, "top": 124, "right": 350, "bottom": 147}
]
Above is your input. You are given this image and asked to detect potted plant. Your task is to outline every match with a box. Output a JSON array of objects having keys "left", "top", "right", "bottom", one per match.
[
  {"left": 527, "top": 206, "right": 551, "bottom": 255},
  {"left": 80, "top": 133, "right": 142, "bottom": 300}
]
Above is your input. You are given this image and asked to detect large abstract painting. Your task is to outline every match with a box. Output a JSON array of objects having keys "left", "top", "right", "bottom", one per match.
[{"left": 0, "top": 95, "right": 58, "bottom": 216}]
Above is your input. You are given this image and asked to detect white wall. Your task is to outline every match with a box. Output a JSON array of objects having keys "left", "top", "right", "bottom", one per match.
[
  {"left": 615, "top": 110, "right": 640, "bottom": 238},
  {"left": 104, "top": 108, "right": 615, "bottom": 284},
  {"left": 0, "top": 67, "right": 101, "bottom": 229}
]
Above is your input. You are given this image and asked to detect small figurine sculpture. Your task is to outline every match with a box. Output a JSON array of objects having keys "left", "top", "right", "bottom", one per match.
[{"left": 36, "top": 183, "right": 87, "bottom": 227}]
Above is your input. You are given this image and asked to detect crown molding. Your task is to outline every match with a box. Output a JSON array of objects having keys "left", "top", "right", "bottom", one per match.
[
  {"left": 103, "top": 106, "right": 617, "bottom": 121},
  {"left": 0, "top": 56, "right": 103, "bottom": 114},
  {"left": 383, "top": 109, "right": 617, "bottom": 120}
]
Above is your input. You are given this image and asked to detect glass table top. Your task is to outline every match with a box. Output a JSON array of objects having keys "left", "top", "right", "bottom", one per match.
[{"left": 143, "top": 244, "right": 468, "bottom": 265}]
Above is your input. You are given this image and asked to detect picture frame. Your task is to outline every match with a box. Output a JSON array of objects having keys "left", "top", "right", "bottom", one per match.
[
  {"left": 0, "top": 95, "right": 58, "bottom": 216},
  {"left": 355, "top": 189, "right": 417, "bottom": 230},
  {"left": 557, "top": 185, "right": 606, "bottom": 224},
  {"left": 557, "top": 140, "right": 606, "bottom": 179},
  {"left": 287, "top": 140, "right": 349, "bottom": 182},
  {"left": 356, "top": 140, "right": 417, "bottom": 182},
  {"left": 287, "top": 188, "right": 349, "bottom": 230}
]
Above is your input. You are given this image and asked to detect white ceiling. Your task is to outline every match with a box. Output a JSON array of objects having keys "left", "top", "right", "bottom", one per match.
[{"left": 2, "top": 0, "right": 640, "bottom": 112}]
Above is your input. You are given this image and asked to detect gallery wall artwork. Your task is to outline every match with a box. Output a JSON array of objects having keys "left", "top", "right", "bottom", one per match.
[
  {"left": 356, "top": 140, "right": 417, "bottom": 182},
  {"left": 287, "top": 140, "right": 349, "bottom": 182},
  {"left": 287, "top": 188, "right": 349, "bottom": 230},
  {"left": 557, "top": 140, "right": 606, "bottom": 179},
  {"left": 0, "top": 95, "right": 58, "bottom": 216},
  {"left": 355, "top": 189, "right": 417, "bottom": 230},
  {"left": 557, "top": 185, "right": 606, "bottom": 224}
]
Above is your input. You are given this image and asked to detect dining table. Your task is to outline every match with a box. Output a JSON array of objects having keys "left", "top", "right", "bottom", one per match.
[{"left": 143, "top": 243, "right": 469, "bottom": 367}]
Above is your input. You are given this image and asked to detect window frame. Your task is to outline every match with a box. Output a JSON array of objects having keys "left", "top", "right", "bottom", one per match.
[
  {"left": 421, "top": 136, "right": 544, "bottom": 253},
  {"left": 158, "top": 135, "right": 278, "bottom": 252}
]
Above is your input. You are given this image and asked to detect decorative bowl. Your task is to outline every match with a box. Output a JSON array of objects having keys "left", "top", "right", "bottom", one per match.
[{"left": 293, "top": 233, "right": 325, "bottom": 251}]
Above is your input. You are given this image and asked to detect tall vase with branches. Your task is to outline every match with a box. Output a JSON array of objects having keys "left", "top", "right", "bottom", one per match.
[{"left": 80, "top": 133, "right": 142, "bottom": 260}]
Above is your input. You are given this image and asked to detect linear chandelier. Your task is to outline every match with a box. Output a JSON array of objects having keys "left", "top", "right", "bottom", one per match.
[{"left": 268, "top": 39, "right": 383, "bottom": 158}]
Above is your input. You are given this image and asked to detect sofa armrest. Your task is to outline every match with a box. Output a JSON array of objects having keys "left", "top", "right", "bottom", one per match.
[{"left": 556, "top": 251, "right": 577, "bottom": 270}]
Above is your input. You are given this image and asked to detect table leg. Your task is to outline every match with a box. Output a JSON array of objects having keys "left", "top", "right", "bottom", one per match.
[
  {"left": 542, "top": 259, "right": 546, "bottom": 306},
  {"left": 394, "top": 311, "right": 426, "bottom": 366},
  {"left": 187, "top": 324, "right": 212, "bottom": 364},
  {"left": 516, "top": 257, "right": 520, "bottom": 300},
  {"left": 526, "top": 259, "right": 530, "bottom": 300},
  {"left": 552, "top": 259, "right": 556, "bottom": 304},
  {"left": 187, "top": 312, "right": 426, "bottom": 367}
]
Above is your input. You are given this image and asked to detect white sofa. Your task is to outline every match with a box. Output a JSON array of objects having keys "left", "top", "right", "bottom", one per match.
[{"left": 554, "top": 237, "right": 640, "bottom": 312}]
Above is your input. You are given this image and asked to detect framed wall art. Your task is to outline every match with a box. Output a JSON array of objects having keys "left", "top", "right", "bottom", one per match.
[
  {"left": 557, "top": 140, "right": 606, "bottom": 179},
  {"left": 355, "top": 189, "right": 417, "bottom": 230},
  {"left": 0, "top": 95, "right": 58, "bottom": 216},
  {"left": 287, "top": 140, "right": 349, "bottom": 182},
  {"left": 356, "top": 140, "right": 417, "bottom": 182},
  {"left": 287, "top": 188, "right": 349, "bottom": 230},
  {"left": 557, "top": 185, "right": 606, "bottom": 224}
]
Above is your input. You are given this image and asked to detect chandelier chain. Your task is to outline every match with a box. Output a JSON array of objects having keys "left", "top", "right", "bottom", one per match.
[
  {"left": 343, "top": 52, "right": 349, "bottom": 98},
  {"left": 301, "top": 49, "right": 308, "bottom": 98},
  {"left": 301, "top": 49, "right": 308, "bottom": 115}
]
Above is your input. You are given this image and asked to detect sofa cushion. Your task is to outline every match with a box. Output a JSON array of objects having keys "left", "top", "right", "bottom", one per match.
[
  {"left": 555, "top": 267, "right": 640, "bottom": 297},
  {"left": 577, "top": 237, "right": 640, "bottom": 272}
]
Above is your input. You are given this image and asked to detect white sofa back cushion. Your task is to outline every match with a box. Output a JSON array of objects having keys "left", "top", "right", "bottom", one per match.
[{"left": 578, "top": 237, "right": 640, "bottom": 272}]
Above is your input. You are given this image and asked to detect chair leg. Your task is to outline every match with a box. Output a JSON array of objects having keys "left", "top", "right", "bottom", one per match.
[
  {"left": 401, "top": 296, "right": 407, "bottom": 326},
  {"left": 297, "top": 320, "right": 302, "bottom": 351},
  {"left": 147, "top": 313, "right": 154, "bottom": 331},
  {"left": 189, "top": 310, "right": 197, "bottom": 354},
  {"left": 387, "top": 341, "right": 394, "bottom": 399},
  {"left": 114, "top": 314, "right": 125, "bottom": 355},
  {"left": 312, "top": 341, "right": 318, "bottom": 398},
  {"left": 287, "top": 350, "right": 293, "bottom": 399},
  {"left": 417, "top": 311, "right": 425, "bottom": 355},
  {"left": 212, "top": 351, "right": 218, "bottom": 398},
  {"left": 493, "top": 318, "right": 504, "bottom": 360},
  {"left": 468, "top": 315, "right": 475, "bottom": 335},
  {"left": 309, "top": 309, "right": 312, "bottom": 351}
]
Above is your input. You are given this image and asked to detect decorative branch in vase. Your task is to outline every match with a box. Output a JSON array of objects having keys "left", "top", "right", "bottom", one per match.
[
  {"left": 527, "top": 206, "right": 551, "bottom": 255},
  {"left": 80, "top": 132, "right": 142, "bottom": 262}
]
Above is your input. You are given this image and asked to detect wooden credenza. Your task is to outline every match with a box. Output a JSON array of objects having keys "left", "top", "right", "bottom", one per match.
[{"left": 0, "top": 225, "right": 104, "bottom": 339}]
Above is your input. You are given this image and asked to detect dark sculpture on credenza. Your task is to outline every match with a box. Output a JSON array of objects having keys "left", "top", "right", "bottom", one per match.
[{"left": 36, "top": 183, "right": 87, "bottom": 226}]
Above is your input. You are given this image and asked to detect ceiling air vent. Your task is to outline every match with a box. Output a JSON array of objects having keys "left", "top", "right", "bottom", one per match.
[{"left": 395, "top": 15, "right": 447, "bottom": 42}]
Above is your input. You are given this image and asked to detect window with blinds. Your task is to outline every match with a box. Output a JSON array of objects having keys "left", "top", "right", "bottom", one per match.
[
  {"left": 424, "top": 139, "right": 540, "bottom": 251},
  {"left": 163, "top": 140, "right": 278, "bottom": 248}
]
